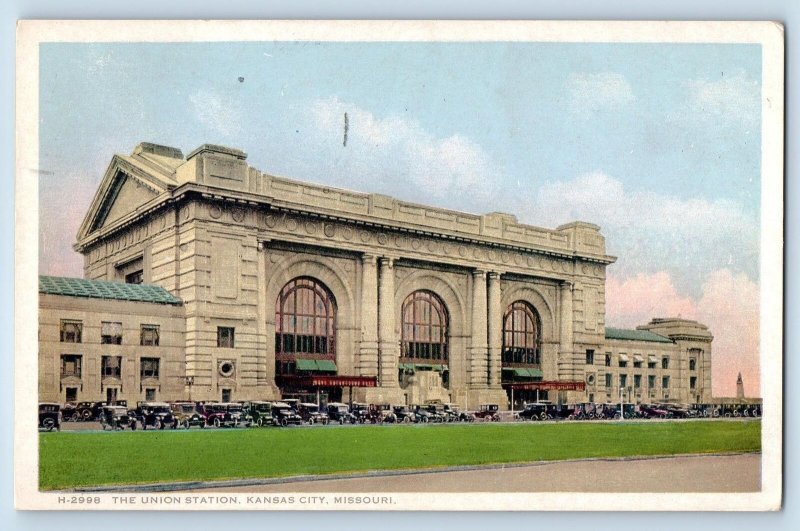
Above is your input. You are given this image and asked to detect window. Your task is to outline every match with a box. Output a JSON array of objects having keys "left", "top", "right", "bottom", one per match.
[
  {"left": 217, "top": 327, "right": 235, "bottom": 348},
  {"left": 585, "top": 350, "right": 594, "bottom": 365},
  {"left": 634, "top": 374, "right": 642, "bottom": 388},
  {"left": 604, "top": 373, "right": 612, "bottom": 388},
  {"left": 689, "top": 358, "right": 697, "bottom": 371},
  {"left": 619, "top": 360, "right": 628, "bottom": 368},
  {"left": 647, "top": 359, "right": 657, "bottom": 369},
  {"left": 402, "top": 290, "right": 450, "bottom": 361},
  {"left": 662, "top": 357, "right": 670, "bottom": 370},
  {"left": 619, "top": 374, "right": 628, "bottom": 388},
  {"left": 275, "top": 277, "right": 337, "bottom": 363},
  {"left": 690, "top": 376, "right": 697, "bottom": 390},
  {"left": 145, "top": 388, "right": 156, "bottom": 401},
  {"left": 140, "top": 357, "right": 160, "bottom": 379},
  {"left": 101, "top": 321, "right": 123, "bottom": 344},
  {"left": 633, "top": 359, "right": 642, "bottom": 369},
  {"left": 65, "top": 387, "right": 78, "bottom": 403},
  {"left": 502, "top": 301, "right": 540, "bottom": 366},
  {"left": 662, "top": 376, "right": 670, "bottom": 389},
  {"left": 60, "top": 354, "right": 82, "bottom": 378},
  {"left": 101, "top": 355, "right": 122, "bottom": 378},
  {"left": 605, "top": 354, "right": 612, "bottom": 367},
  {"left": 140, "top": 324, "right": 160, "bottom": 346},
  {"left": 106, "top": 387, "right": 118, "bottom": 404},
  {"left": 125, "top": 270, "right": 144, "bottom": 284},
  {"left": 60, "top": 320, "right": 82, "bottom": 343},
  {"left": 221, "top": 389, "right": 232, "bottom": 402},
  {"left": 648, "top": 375, "right": 656, "bottom": 388}
]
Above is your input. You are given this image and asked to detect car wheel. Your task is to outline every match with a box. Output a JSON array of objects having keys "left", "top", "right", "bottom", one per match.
[
  {"left": 183, "top": 420, "right": 190, "bottom": 429},
  {"left": 403, "top": 416, "right": 411, "bottom": 424},
  {"left": 70, "top": 413, "right": 79, "bottom": 422},
  {"left": 257, "top": 417, "right": 264, "bottom": 427},
  {"left": 281, "top": 418, "right": 288, "bottom": 427},
  {"left": 155, "top": 419, "right": 163, "bottom": 430},
  {"left": 130, "top": 422, "right": 136, "bottom": 431},
  {"left": 43, "top": 418, "right": 56, "bottom": 431},
  {"left": 308, "top": 417, "right": 315, "bottom": 425},
  {"left": 322, "top": 419, "right": 328, "bottom": 425},
  {"left": 82, "top": 410, "right": 92, "bottom": 420},
  {"left": 339, "top": 418, "right": 345, "bottom": 425},
  {"left": 213, "top": 418, "right": 221, "bottom": 428}
]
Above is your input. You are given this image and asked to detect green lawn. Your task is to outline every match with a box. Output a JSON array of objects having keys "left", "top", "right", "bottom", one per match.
[{"left": 39, "top": 420, "right": 761, "bottom": 490}]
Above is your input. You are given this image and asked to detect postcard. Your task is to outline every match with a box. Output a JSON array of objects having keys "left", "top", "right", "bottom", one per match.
[{"left": 15, "top": 20, "right": 783, "bottom": 511}]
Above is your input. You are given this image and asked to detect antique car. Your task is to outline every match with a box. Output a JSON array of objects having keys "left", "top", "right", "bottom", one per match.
[
  {"left": 38, "top": 403, "right": 62, "bottom": 431},
  {"left": 272, "top": 402, "right": 304, "bottom": 427},
  {"left": 473, "top": 404, "right": 500, "bottom": 422},
  {"left": 442, "top": 403, "right": 469, "bottom": 422},
  {"left": 202, "top": 402, "right": 251, "bottom": 428},
  {"left": 639, "top": 404, "right": 672, "bottom": 419},
  {"left": 519, "top": 402, "right": 551, "bottom": 421},
  {"left": 392, "top": 405, "right": 417, "bottom": 423},
  {"left": 73, "top": 401, "right": 105, "bottom": 421},
  {"left": 659, "top": 403, "right": 693, "bottom": 419},
  {"left": 246, "top": 401, "right": 275, "bottom": 427},
  {"left": 422, "top": 403, "right": 447, "bottom": 423},
  {"left": 133, "top": 402, "right": 177, "bottom": 429},
  {"left": 225, "top": 402, "right": 252, "bottom": 427},
  {"left": 298, "top": 403, "right": 329, "bottom": 425},
  {"left": 170, "top": 401, "right": 206, "bottom": 429},
  {"left": 99, "top": 405, "right": 136, "bottom": 430},
  {"left": 349, "top": 402, "right": 371, "bottom": 424},
  {"left": 371, "top": 404, "right": 398, "bottom": 423},
  {"left": 326, "top": 402, "right": 353, "bottom": 424},
  {"left": 281, "top": 398, "right": 301, "bottom": 412},
  {"left": 544, "top": 404, "right": 574, "bottom": 421}
]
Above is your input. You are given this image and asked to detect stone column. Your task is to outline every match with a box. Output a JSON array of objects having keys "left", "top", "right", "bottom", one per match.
[
  {"left": 558, "top": 281, "right": 574, "bottom": 379},
  {"left": 256, "top": 239, "right": 268, "bottom": 386},
  {"left": 378, "top": 257, "right": 399, "bottom": 387},
  {"left": 359, "top": 253, "right": 379, "bottom": 377},
  {"left": 469, "top": 269, "right": 488, "bottom": 388},
  {"left": 487, "top": 271, "right": 502, "bottom": 387}
]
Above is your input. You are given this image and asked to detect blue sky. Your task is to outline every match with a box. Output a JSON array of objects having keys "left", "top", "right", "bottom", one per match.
[{"left": 38, "top": 42, "right": 763, "bottom": 394}]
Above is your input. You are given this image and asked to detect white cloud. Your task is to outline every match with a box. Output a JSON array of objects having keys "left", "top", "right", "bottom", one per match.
[
  {"left": 290, "top": 97, "right": 497, "bottom": 208},
  {"left": 566, "top": 72, "right": 635, "bottom": 117},
  {"left": 685, "top": 70, "right": 760, "bottom": 124},
  {"left": 189, "top": 89, "right": 243, "bottom": 138},
  {"left": 606, "top": 269, "right": 760, "bottom": 398}
]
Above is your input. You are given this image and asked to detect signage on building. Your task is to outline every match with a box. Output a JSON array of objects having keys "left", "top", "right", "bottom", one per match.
[{"left": 504, "top": 380, "right": 586, "bottom": 391}]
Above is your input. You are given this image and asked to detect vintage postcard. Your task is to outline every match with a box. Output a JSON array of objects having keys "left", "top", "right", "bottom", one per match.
[{"left": 15, "top": 20, "right": 783, "bottom": 511}]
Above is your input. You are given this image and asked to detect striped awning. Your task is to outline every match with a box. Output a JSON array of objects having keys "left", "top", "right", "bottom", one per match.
[
  {"left": 633, "top": 354, "right": 643, "bottom": 363},
  {"left": 619, "top": 354, "right": 629, "bottom": 362},
  {"left": 648, "top": 355, "right": 658, "bottom": 363}
]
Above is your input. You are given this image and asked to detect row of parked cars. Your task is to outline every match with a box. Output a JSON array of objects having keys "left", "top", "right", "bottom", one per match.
[{"left": 517, "top": 401, "right": 763, "bottom": 421}]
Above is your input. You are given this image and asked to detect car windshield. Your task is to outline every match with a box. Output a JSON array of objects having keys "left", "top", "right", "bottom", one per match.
[
  {"left": 152, "top": 406, "right": 170, "bottom": 414},
  {"left": 254, "top": 404, "right": 271, "bottom": 412},
  {"left": 227, "top": 405, "right": 243, "bottom": 412}
]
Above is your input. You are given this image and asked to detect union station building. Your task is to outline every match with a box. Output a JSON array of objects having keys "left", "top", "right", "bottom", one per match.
[{"left": 38, "top": 142, "right": 714, "bottom": 409}]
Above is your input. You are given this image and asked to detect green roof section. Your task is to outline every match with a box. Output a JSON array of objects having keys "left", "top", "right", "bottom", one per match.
[
  {"left": 39, "top": 276, "right": 182, "bottom": 306},
  {"left": 605, "top": 327, "right": 672, "bottom": 344}
]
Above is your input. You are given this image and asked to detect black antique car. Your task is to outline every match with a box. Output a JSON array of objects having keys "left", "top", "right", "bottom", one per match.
[
  {"left": 246, "top": 401, "right": 275, "bottom": 427},
  {"left": 99, "top": 405, "right": 136, "bottom": 430},
  {"left": 349, "top": 403, "right": 371, "bottom": 424},
  {"left": 392, "top": 405, "right": 417, "bottom": 423},
  {"left": 326, "top": 402, "right": 353, "bottom": 424},
  {"left": 442, "top": 403, "right": 470, "bottom": 422},
  {"left": 519, "top": 402, "right": 550, "bottom": 421},
  {"left": 38, "top": 403, "right": 62, "bottom": 431},
  {"left": 134, "top": 402, "right": 177, "bottom": 429},
  {"left": 272, "top": 402, "right": 304, "bottom": 427},
  {"left": 298, "top": 403, "right": 329, "bottom": 425},
  {"left": 473, "top": 404, "right": 500, "bottom": 422}
]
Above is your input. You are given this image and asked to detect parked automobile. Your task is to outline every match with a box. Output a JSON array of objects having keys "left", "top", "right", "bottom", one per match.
[
  {"left": 372, "top": 404, "right": 398, "bottom": 423},
  {"left": 520, "top": 402, "right": 550, "bottom": 421},
  {"left": 134, "top": 402, "right": 177, "bottom": 429},
  {"left": 473, "top": 404, "right": 500, "bottom": 422},
  {"left": 73, "top": 401, "right": 105, "bottom": 421},
  {"left": 326, "top": 402, "right": 353, "bottom": 424},
  {"left": 659, "top": 403, "right": 692, "bottom": 419},
  {"left": 202, "top": 402, "right": 250, "bottom": 428},
  {"left": 272, "top": 402, "right": 304, "bottom": 427},
  {"left": 442, "top": 403, "right": 470, "bottom": 422},
  {"left": 422, "top": 403, "right": 448, "bottom": 423},
  {"left": 246, "top": 401, "right": 275, "bottom": 427},
  {"left": 170, "top": 401, "right": 206, "bottom": 429},
  {"left": 99, "top": 405, "right": 136, "bottom": 430},
  {"left": 38, "top": 403, "right": 62, "bottom": 431},
  {"left": 392, "top": 405, "right": 417, "bottom": 423},
  {"left": 545, "top": 404, "right": 574, "bottom": 421},
  {"left": 298, "top": 403, "right": 329, "bottom": 425},
  {"left": 349, "top": 403, "right": 371, "bottom": 424},
  {"left": 639, "top": 404, "right": 671, "bottom": 419},
  {"left": 281, "top": 399, "right": 301, "bottom": 412}
]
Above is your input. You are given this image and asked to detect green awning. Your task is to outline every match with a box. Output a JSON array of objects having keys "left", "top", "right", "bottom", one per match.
[
  {"left": 295, "top": 359, "right": 318, "bottom": 371},
  {"left": 316, "top": 360, "right": 337, "bottom": 372},
  {"left": 504, "top": 368, "right": 544, "bottom": 379},
  {"left": 415, "top": 364, "right": 433, "bottom": 370},
  {"left": 528, "top": 368, "right": 544, "bottom": 378}
]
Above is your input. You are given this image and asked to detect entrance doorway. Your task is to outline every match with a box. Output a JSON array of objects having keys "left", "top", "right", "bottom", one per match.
[{"left": 106, "top": 387, "right": 118, "bottom": 404}]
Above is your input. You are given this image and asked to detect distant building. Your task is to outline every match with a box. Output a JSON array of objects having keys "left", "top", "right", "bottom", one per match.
[
  {"left": 39, "top": 142, "right": 715, "bottom": 408},
  {"left": 736, "top": 372, "right": 745, "bottom": 399}
]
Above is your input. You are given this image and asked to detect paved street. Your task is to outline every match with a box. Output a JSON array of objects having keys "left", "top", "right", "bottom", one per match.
[{"left": 190, "top": 453, "right": 760, "bottom": 493}]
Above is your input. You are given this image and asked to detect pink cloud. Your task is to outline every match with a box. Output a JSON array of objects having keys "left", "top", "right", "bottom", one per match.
[{"left": 606, "top": 269, "right": 760, "bottom": 398}]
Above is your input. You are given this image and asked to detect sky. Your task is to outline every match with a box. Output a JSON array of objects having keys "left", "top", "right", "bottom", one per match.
[{"left": 38, "top": 41, "right": 762, "bottom": 397}]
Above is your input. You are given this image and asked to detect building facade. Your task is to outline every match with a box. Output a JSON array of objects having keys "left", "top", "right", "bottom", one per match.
[{"left": 39, "top": 142, "right": 714, "bottom": 408}]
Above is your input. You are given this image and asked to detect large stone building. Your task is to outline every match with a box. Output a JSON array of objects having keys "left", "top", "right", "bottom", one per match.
[{"left": 39, "top": 142, "right": 714, "bottom": 408}]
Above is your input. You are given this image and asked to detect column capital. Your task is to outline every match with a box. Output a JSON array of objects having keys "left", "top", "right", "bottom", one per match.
[
  {"left": 487, "top": 271, "right": 502, "bottom": 280},
  {"left": 378, "top": 256, "right": 395, "bottom": 268},
  {"left": 472, "top": 268, "right": 487, "bottom": 277},
  {"left": 362, "top": 252, "right": 378, "bottom": 264}
]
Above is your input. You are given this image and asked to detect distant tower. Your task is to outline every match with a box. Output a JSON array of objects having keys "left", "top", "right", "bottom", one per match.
[{"left": 736, "top": 372, "right": 745, "bottom": 399}]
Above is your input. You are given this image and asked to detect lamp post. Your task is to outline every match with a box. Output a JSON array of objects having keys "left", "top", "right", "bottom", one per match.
[{"left": 185, "top": 376, "right": 194, "bottom": 401}]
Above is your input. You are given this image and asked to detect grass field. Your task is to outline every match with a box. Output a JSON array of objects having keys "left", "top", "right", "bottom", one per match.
[{"left": 39, "top": 420, "right": 761, "bottom": 490}]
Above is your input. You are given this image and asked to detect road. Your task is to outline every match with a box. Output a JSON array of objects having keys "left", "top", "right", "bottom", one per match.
[{"left": 189, "top": 453, "right": 760, "bottom": 493}]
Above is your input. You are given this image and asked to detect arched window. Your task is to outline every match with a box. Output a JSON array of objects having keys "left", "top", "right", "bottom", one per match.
[
  {"left": 502, "top": 301, "right": 541, "bottom": 365},
  {"left": 401, "top": 290, "right": 449, "bottom": 361},
  {"left": 275, "top": 277, "right": 336, "bottom": 361}
]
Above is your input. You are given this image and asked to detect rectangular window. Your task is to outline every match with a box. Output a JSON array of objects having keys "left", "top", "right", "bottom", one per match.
[
  {"left": 126, "top": 270, "right": 144, "bottom": 284},
  {"left": 648, "top": 375, "right": 656, "bottom": 388},
  {"left": 60, "top": 319, "right": 82, "bottom": 343},
  {"left": 604, "top": 373, "right": 612, "bottom": 388},
  {"left": 60, "top": 354, "right": 82, "bottom": 378},
  {"left": 140, "top": 324, "right": 160, "bottom": 346},
  {"left": 585, "top": 349, "right": 594, "bottom": 365},
  {"left": 662, "top": 357, "right": 670, "bottom": 370},
  {"left": 619, "top": 374, "right": 627, "bottom": 388},
  {"left": 605, "top": 354, "right": 612, "bottom": 367},
  {"left": 217, "top": 327, "right": 235, "bottom": 348},
  {"left": 145, "top": 388, "right": 156, "bottom": 401},
  {"left": 633, "top": 360, "right": 642, "bottom": 369},
  {"left": 689, "top": 358, "right": 697, "bottom": 371},
  {"left": 633, "top": 374, "right": 642, "bottom": 388},
  {"left": 690, "top": 376, "right": 697, "bottom": 389},
  {"left": 101, "top": 355, "right": 122, "bottom": 378},
  {"left": 647, "top": 356, "right": 657, "bottom": 369},
  {"left": 221, "top": 389, "right": 232, "bottom": 402},
  {"left": 140, "top": 357, "right": 160, "bottom": 379},
  {"left": 65, "top": 387, "right": 78, "bottom": 403},
  {"left": 101, "top": 321, "right": 123, "bottom": 344},
  {"left": 618, "top": 360, "right": 628, "bottom": 368},
  {"left": 662, "top": 376, "right": 670, "bottom": 389}
]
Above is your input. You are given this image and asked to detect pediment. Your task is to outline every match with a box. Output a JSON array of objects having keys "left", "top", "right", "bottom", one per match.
[{"left": 77, "top": 155, "right": 175, "bottom": 241}]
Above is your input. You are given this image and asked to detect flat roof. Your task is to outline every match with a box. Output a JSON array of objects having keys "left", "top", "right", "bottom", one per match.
[
  {"left": 604, "top": 327, "right": 672, "bottom": 344},
  {"left": 39, "top": 275, "right": 182, "bottom": 306}
]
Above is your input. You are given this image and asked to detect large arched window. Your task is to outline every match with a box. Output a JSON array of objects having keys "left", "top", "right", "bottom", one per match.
[
  {"left": 401, "top": 290, "right": 449, "bottom": 361},
  {"left": 502, "top": 301, "right": 541, "bottom": 365},
  {"left": 275, "top": 277, "right": 336, "bottom": 362}
]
